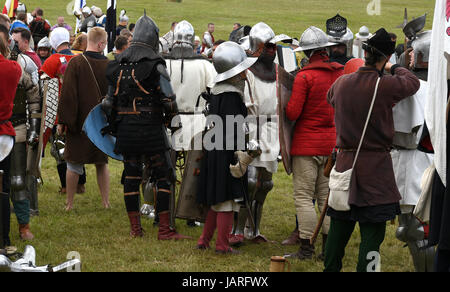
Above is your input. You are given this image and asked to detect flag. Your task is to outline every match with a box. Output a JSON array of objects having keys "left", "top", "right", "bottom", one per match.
[
  {"left": 106, "top": 0, "right": 117, "bottom": 53},
  {"left": 424, "top": 0, "right": 450, "bottom": 186},
  {"left": 2, "top": 0, "right": 18, "bottom": 18}
]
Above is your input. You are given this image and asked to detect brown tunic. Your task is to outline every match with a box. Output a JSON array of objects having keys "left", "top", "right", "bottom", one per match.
[
  {"left": 58, "top": 53, "right": 108, "bottom": 164},
  {"left": 327, "top": 66, "right": 420, "bottom": 207}
]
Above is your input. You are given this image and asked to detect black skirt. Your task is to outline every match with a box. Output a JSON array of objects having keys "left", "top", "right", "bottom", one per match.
[
  {"left": 115, "top": 114, "right": 167, "bottom": 156},
  {"left": 327, "top": 202, "right": 401, "bottom": 223}
]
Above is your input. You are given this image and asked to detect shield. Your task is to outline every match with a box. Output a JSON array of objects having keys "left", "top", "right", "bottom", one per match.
[
  {"left": 0, "top": 135, "right": 14, "bottom": 163},
  {"left": 175, "top": 148, "right": 209, "bottom": 223},
  {"left": 82, "top": 104, "right": 123, "bottom": 161},
  {"left": 276, "top": 65, "right": 296, "bottom": 175}
]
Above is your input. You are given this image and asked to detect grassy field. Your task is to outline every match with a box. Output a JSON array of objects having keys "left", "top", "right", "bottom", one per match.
[{"left": 6, "top": 0, "right": 436, "bottom": 272}]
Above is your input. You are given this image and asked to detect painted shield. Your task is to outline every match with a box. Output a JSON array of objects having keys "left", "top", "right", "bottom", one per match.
[
  {"left": 175, "top": 146, "right": 208, "bottom": 223},
  {"left": 82, "top": 104, "right": 123, "bottom": 161},
  {"left": 0, "top": 135, "right": 14, "bottom": 163},
  {"left": 276, "top": 65, "right": 295, "bottom": 175}
]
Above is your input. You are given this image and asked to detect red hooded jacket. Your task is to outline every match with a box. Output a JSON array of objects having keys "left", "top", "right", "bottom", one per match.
[
  {"left": 0, "top": 55, "right": 22, "bottom": 137},
  {"left": 286, "top": 53, "right": 344, "bottom": 156}
]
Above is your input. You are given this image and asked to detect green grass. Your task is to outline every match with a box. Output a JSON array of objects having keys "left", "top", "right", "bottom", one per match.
[
  {"left": 6, "top": 0, "right": 434, "bottom": 272},
  {"left": 8, "top": 149, "right": 414, "bottom": 272}
]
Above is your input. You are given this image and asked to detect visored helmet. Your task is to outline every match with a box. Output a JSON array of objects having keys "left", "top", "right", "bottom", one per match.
[{"left": 213, "top": 41, "right": 257, "bottom": 83}]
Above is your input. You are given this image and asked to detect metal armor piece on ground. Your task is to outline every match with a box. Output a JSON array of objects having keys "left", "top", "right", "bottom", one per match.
[
  {"left": 396, "top": 213, "right": 435, "bottom": 272},
  {"left": 0, "top": 136, "right": 14, "bottom": 163},
  {"left": 276, "top": 65, "right": 295, "bottom": 175},
  {"left": 0, "top": 245, "right": 81, "bottom": 272},
  {"left": 176, "top": 147, "right": 209, "bottom": 223},
  {"left": 248, "top": 22, "right": 291, "bottom": 55},
  {"left": 403, "top": 14, "right": 427, "bottom": 40},
  {"left": 83, "top": 104, "right": 124, "bottom": 161}
]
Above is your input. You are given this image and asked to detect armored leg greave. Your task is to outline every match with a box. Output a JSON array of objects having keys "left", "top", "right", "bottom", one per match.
[
  {"left": 10, "top": 142, "right": 30, "bottom": 225},
  {"left": 247, "top": 167, "right": 273, "bottom": 239},
  {"left": 232, "top": 166, "right": 273, "bottom": 240},
  {"left": 27, "top": 175, "right": 38, "bottom": 216},
  {"left": 396, "top": 212, "right": 435, "bottom": 272}
]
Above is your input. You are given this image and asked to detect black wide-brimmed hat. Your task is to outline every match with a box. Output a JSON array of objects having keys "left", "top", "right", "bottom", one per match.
[{"left": 362, "top": 28, "right": 396, "bottom": 57}]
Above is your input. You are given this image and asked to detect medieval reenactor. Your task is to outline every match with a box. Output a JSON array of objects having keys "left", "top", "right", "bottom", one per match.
[
  {"left": 103, "top": 12, "right": 190, "bottom": 240},
  {"left": 196, "top": 41, "right": 257, "bottom": 254},
  {"left": 353, "top": 26, "right": 372, "bottom": 59},
  {"left": 0, "top": 36, "right": 22, "bottom": 248},
  {"left": 324, "top": 28, "right": 420, "bottom": 272},
  {"left": 285, "top": 26, "right": 343, "bottom": 260},
  {"left": 40, "top": 27, "right": 86, "bottom": 195},
  {"left": 201, "top": 23, "right": 215, "bottom": 57},
  {"left": 7, "top": 30, "right": 42, "bottom": 240},
  {"left": 326, "top": 14, "right": 354, "bottom": 65},
  {"left": 229, "top": 22, "right": 291, "bottom": 245},
  {"left": 392, "top": 15, "right": 435, "bottom": 272},
  {"left": 162, "top": 20, "right": 216, "bottom": 227}
]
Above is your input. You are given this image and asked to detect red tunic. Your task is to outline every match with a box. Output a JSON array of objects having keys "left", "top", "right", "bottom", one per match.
[{"left": 0, "top": 55, "right": 22, "bottom": 137}]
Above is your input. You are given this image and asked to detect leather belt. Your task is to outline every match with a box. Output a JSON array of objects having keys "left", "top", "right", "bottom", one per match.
[
  {"left": 116, "top": 106, "right": 162, "bottom": 115},
  {"left": 337, "top": 148, "right": 391, "bottom": 153}
]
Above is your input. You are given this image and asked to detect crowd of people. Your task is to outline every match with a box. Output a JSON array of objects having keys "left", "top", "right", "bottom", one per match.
[{"left": 0, "top": 1, "right": 449, "bottom": 273}]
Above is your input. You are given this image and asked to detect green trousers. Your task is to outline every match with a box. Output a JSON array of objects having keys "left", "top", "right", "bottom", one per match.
[{"left": 324, "top": 218, "right": 386, "bottom": 272}]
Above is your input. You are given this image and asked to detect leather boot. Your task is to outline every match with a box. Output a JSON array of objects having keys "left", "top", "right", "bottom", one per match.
[
  {"left": 158, "top": 212, "right": 191, "bottom": 240},
  {"left": 19, "top": 224, "right": 34, "bottom": 241},
  {"left": 281, "top": 228, "right": 300, "bottom": 245},
  {"left": 215, "top": 212, "right": 239, "bottom": 254},
  {"left": 196, "top": 209, "right": 217, "bottom": 249},
  {"left": 127, "top": 211, "right": 144, "bottom": 238},
  {"left": 286, "top": 239, "right": 315, "bottom": 260},
  {"left": 317, "top": 234, "right": 328, "bottom": 261}
]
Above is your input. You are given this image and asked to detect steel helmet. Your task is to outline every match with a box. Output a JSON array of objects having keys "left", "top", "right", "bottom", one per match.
[
  {"left": 213, "top": 41, "right": 257, "bottom": 83},
  {"left": 294, "top": 26, "right": 336, "bottom": 52},
  {"left": 173, "top": 20, "right": 195, "bottom": 47}
]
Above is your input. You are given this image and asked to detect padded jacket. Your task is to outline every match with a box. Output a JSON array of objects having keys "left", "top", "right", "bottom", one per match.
[{"left": 286, "top": 53, "right": 343, "bottom": 156}]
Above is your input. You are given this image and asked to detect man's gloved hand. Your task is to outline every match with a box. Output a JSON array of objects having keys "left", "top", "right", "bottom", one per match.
[
  {"left": 101, "top": 96, "right": 114, "bottom": 117},
  {"left": 229, "top": 151, "right": 256, "bottom": 178}
]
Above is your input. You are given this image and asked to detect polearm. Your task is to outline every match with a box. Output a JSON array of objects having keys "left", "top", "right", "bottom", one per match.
[
  {"left": 310, "top": 152, "right": 334, "bottom": 245},
  {"left": 106, "top": 0, "right": 117, "bottom": 53},
  {"left": 0, "top": 170, "right": 4, "bottom": 250},
  {"left": 310, "top": 192, "right": 328, "bottom": 246}
]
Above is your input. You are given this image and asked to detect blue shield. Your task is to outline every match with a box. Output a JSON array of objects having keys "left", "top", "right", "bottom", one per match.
[{"left": 82, "top": 104, "right": 123, "bottom": 161}]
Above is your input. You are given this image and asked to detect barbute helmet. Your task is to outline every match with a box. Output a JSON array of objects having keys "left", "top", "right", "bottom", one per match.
[{"left": 213, "top": 41, "right": 257, "bottom": 83}]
